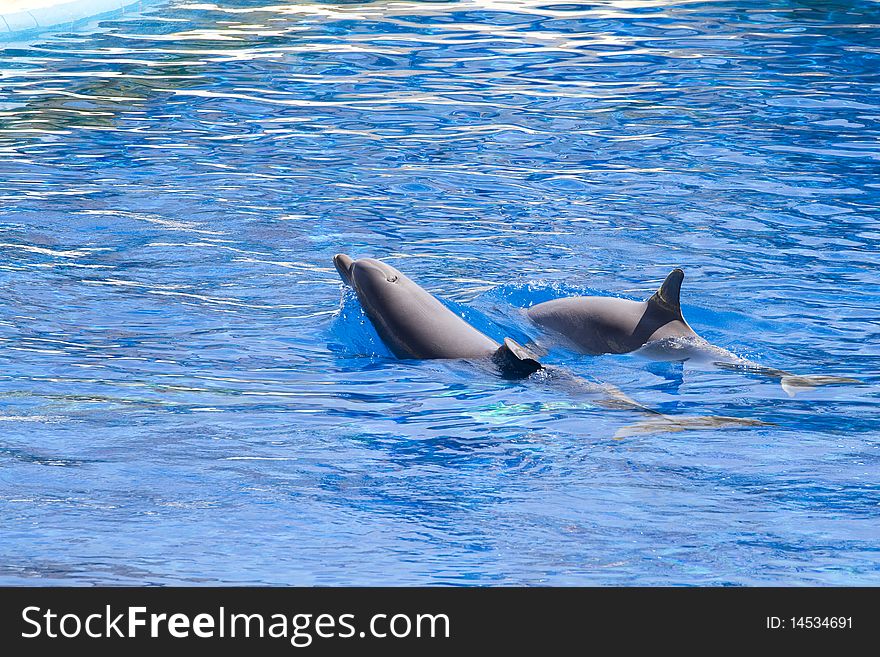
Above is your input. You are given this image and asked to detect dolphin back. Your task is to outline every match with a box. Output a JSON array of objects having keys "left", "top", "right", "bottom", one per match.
[
  {"left": 374, "top": 288, "right": 500, "bottom": 360},
  {"left": 527, "top": 268, "right": 698, "bottom": 355}
]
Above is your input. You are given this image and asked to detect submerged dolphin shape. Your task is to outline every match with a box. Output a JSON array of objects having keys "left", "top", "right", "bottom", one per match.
[
  {"left": 528, "top": 268, "right": 858, "bottom": 396},
  {"left": 334, "top": 254, "right": 541, "bottom": 378}
]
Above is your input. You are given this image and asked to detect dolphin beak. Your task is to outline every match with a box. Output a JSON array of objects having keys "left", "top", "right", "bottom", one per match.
[{"left": 333, "top": 254, "right": 355, "bottom": 286}]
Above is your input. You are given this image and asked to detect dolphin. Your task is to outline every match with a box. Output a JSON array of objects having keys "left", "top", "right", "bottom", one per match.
[
  {"left": 333, "top": 254, "right": 541, "bottom": 378},
  {"left": 528, "top": 268, "right": 695, "bottom": 355},
  {"left": 334, "top": 255, "right": 772, "bottom": 435},
  {"left": 527, "top": 268, "right": 858, "bottom": 396}
]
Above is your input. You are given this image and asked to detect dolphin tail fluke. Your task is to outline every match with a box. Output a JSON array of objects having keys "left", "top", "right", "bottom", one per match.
[
  {"left": 493, "top": 338, "right": 543, "bottom": 379},
  {"left": 613, "top": 414, "right": 773, "bottom": 439},
  {"left": 712, "top": 361, "right": 860, "bottom": 396},
  {"left": 647, "top": 268, "right": 685, "bottom": 317},
  {"left": 780, "top": 375, "right": 861, "bottom": 397},
  {"left": 333, "top": 253, "right": 355, "bottom": 286}
]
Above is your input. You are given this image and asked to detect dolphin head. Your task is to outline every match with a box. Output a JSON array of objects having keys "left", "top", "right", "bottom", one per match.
[
  {"left": 350, "top": 257, "right": 405, "bottom": 303},
  {"left": 333, "top": 254, "right": 427, "bottom": 357},
  {"left": 334, "top": 254, "right": 403, "bottom": 292}
]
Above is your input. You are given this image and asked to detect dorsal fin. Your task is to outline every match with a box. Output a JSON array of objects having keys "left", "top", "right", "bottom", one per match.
[
  {"left": 647, "top": 268, "right": 684, "bottom": 317},
  {"left": 492, "top": 338, "right": 543, "bottom": 379}
]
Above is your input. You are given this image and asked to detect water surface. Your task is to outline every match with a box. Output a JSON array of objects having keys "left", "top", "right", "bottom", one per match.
[{"left": 0, "top": 0, "right": 878, "bottom": 585}]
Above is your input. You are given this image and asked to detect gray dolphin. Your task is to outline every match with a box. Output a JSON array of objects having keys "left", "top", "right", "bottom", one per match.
[
  {"left": 528, "top": 269, "right": 694, "bottom": 355},
  {"left": 334, "top": 254, "right": 541, "bottom": 378},
  {"left": 528, "top": 269, "right": 858, "bottom": 396}
]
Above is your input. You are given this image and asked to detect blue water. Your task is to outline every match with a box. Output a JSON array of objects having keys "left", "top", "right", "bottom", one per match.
[{"left": 1, "top": 0, "right": 878, "bottom": 586}]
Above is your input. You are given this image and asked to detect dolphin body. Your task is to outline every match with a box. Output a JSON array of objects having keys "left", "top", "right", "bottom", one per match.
[
  {"left": 528, "top": 269, "right": 695, "bottom": 355},
  {"left": 333, "top": 254, "right": 541, "bottom": 378},
  {"left": 528, "top": 269, "right": 858, "bottom": 396}
]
